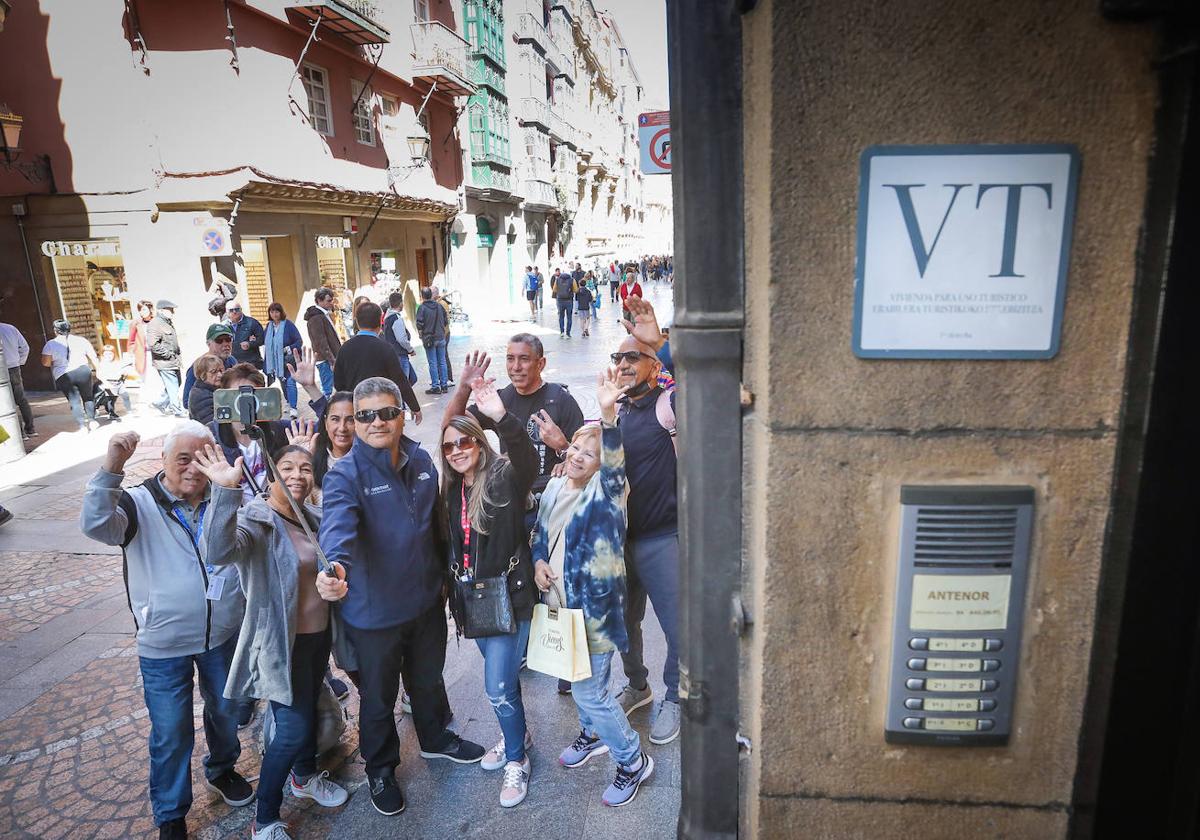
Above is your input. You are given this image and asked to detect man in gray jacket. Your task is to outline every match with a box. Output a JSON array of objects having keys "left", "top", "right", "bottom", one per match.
[{"left": 80, "top": 424, "right": 254, "bottom": 840}]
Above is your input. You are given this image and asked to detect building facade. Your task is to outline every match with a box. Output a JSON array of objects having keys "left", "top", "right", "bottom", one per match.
[
  {"left": 0, "top": 0, "right": 475, "bottom": 389},
  {"left": 447, "top": 0, "right": 663, "bottom": 319}
]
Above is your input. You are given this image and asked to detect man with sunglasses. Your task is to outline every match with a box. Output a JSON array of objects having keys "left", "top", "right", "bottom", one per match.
[
  {"left": 610, "top": 296, "right": 682, "bottom": 747},
  {"left": 182, "top": 324, "right": 237, "bottom": 408},
  {"left": 224, "top": 302, "right": 265, "bottom": 369},
  {"left": 317, "top": 377, "right": 483, "bottom": 818},
  {"left": 442, "top": 333, "right": 584, "bottom": 507}
]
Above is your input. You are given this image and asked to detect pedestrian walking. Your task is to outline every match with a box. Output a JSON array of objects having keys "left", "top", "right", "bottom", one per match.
[
  {"left": 536, "top": 267, "right": 546, "bottom": 311},
  {"left": 533, "top": 370, "right": 655, "bottom": 806},
  {"left": 441, "top": 377, "right": 540, "bottom": 808},
  {"left": 382, "top": 292, "right": 419, "bottom": 388},
  {"left": 317, "top": 377, "right": 485, "bottom": 817},
  {"left": 147, "top": 300, "right": 185, "bottom": 416},
  {"left": 129, "top": 300, "right": 162, "bottom": 408},
  {"left": 443, "top": 339, "right": 584, "bottom": 511},
  {"left": 41, "top": 318, "right": 100, "bottom": 431},
  {"left": 334, "top": 301, "right": 423, "bottom": 419},
  {"left": 225, "top": 302, "right": 265, "bottom": 369},
  {"left": 552, "top": 269, "right": 579, "bottom": 338},
  {"left": 576, "top": 274, "right": 595, "bottom": 337},
  {"left": 524, "top": 266, "right": 539, "bottom": 319},
  {"left": 0, "top": 315, "right": 35, "bottom": 438},
  {"left": 304, "top": 287, "right": 342, "bottom": 396},
  {"left": 263, "top": 303, "right": 304, "bottom": 417},
  {"left": 80, "top": 426, "right": 254, "bottom": 840},
  {"left": 432, "top": 287, "right": 456, "bottom": 386},
  {"left": 618, "top": 273, "right": 643, "bottom": 324},
  {"left": 611, "top": 296, "right": 681, "bottom": 746},
  {"left": 415, "top": 287, "right": 450, "bottom": 393},
  {"left": 182, "top": 324, "right": 236, "bottom": 407},
  {"left": 196, "top": 443, "right": 349, "bottom": 840}
]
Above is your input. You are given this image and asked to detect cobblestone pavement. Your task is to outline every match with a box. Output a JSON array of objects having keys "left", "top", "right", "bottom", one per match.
[{"left": 0, "top": 284, "right": 680, "bottom": 839}]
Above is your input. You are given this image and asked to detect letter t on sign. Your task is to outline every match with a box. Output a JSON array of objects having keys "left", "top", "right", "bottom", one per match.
[
  {"left": 975, "top": 183, "right": 1053, "bottom": 278},
  {"left": 883, "top": 183, "right": 970, "bottom": 278}
]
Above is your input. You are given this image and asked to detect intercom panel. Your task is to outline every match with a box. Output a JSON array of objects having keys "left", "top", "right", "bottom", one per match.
[{"left": 884, "top": 486, "right": 1034, "bottom": 746}]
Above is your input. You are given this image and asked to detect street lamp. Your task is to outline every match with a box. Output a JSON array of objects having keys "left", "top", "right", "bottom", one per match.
[
  {"left": 0, "top": 105, "right": 23, "bottom": 164},
  {"left": 406, "top": 130, "right": 430, "bottom": 163}
]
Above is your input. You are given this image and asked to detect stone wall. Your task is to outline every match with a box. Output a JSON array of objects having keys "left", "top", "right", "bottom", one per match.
[{"left": 740, "top": 1, "right": 1159, "bottom": 836}]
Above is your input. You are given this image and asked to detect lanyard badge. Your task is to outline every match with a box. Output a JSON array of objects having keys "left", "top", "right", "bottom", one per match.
[{"left": 460, "top": 483, "right": 472, "bottom": 580}]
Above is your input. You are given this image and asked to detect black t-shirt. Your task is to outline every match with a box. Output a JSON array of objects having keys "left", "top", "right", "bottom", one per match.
[
  {"left": 576, "top": 286, "right": 594, "bottom": 309},
  {"left": 469, "top": 381, "right": 584, "bottom": 495}
]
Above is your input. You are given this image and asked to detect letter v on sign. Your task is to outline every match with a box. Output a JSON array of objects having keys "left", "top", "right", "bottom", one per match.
[{"left": 882, "top": 183, "right": 970, "bottom": 278}]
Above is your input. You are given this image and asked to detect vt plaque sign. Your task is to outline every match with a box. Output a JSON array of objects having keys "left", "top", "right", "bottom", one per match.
[{"left": 853, "top": 144, "right": 1080, "bottom": 359}]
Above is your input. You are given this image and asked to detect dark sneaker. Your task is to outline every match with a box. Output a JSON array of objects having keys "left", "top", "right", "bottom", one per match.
[
  {"left": 369, "top": 774, "right": 406, "bottom": 816},
  {"left": 419, "top": 733, "right": 485, "bottom": 764},
  {"left": 205, "top": 769, "right": 254, "bottom": 806},
  {"left": 0, "top": 508, "right": 13, "bottom": 528},
  {"left": 326, "top": 675, "right": 350, "bottom": 701},
  {"left": 602, "top": 752, "right": 654, "bottom": 807},
  {"left": 424, "top": 387, "right": 441, "bottom": 395},
  {"left": 559, "top": 730, "right": 610, "bottom": 768},
  {"left": 557, "top": 678, "right": 573, "bottom": 695},
  {"left": 158, "top": 818, "right": 187, "bottom": 839}
]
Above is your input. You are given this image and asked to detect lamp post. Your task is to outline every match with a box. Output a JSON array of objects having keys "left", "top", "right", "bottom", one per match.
[{"left": 406, "top": 130, "right": 430, "bottom": 163}]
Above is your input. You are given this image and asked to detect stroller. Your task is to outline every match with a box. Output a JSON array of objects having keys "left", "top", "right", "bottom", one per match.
[{"left": 92, "top": 373, "right": 131, "bottom": 420}]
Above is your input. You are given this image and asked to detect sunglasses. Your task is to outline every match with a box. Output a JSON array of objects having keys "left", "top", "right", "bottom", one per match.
[
  {"left": 610, "top": 351, "right": 648, "bottom": 364},
  {"left": 354, "top": 406, "right": 404, "bottom": 423},
  {"left": 214, "top": 336, "right": 233, "bottom": 343},
  {"left": 441, "top": 435, "right": 478, "bottom": 455}
]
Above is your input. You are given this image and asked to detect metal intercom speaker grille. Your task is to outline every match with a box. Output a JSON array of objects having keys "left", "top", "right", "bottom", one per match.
[{"left": 912, "top": 506, "right": 1019, "bottom": 568}]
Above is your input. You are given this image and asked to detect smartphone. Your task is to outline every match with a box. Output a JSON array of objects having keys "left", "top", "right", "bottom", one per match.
[{"left": 213, "top": 387, "right": 283, "bottom": 424}]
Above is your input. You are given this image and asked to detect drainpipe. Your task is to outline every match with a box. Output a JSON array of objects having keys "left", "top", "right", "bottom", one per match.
[{"left": 669, "top": 0, "right": 744, "bottom": 838}]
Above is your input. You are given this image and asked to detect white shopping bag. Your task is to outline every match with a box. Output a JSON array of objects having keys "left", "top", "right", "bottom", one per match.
[{"left": 526, "top": 582, "right": 592, "bottom": 682}]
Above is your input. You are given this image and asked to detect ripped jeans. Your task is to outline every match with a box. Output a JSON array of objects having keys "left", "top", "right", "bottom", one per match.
[{"left": 475, "top": 620, "right": 531, "bottom": 763}]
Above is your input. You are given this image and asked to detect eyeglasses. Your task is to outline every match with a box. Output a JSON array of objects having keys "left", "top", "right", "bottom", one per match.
[
  {"left": 610, "top": 351, "right": 648, "bottom": 364},
  {"left": 354, "top": 406, "right": 404, "bottom": 423},
  {"left": 441, "top": 436, "right": 478, "bottom": 455}
]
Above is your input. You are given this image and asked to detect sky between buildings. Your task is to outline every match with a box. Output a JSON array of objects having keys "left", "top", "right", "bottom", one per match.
[{"left": 601, "top": 0, "right": 669, "bottom": 111}]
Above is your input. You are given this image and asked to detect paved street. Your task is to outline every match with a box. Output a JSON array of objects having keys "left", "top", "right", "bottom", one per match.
[{"left": 0, "top": 283, "right": 679, "bottom": 839}]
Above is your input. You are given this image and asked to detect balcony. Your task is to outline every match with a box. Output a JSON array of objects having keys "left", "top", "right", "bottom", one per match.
[
  {"left": 515, "top": 12, "right": 550, "bottom": 54},
  {"left": 548, "top": 106, "right": 573, "bottom": 146},
  {"left": 523, "top": 179, "right": 557, "bottom": 211},
  {"left": 470, "top": 163, "right": 513, "bottom": 194},
  {"left": 517, "top": 97, "right": 551, "bottom": 131},
  {"left": 288, "top": 0, "right": 389, "bottom": 44},
  {"left": 410, "top": 21, "right": 476, "bottom": 97}
]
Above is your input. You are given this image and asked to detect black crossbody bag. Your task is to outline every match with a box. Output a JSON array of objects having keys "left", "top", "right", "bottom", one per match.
[{"left": 449, "top": 483, "right": 519, "bottom": 638}]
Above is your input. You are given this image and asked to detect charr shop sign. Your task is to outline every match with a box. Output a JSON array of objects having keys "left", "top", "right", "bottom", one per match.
[
  {"left": 853, "top": 144, "right": 1080, "bottom": 359},
  {"left": 41, "top": 240, "right": 121, "bottom": 257},
  {"left": 316, "top": 235, "right": 351, "bottom": 249}
]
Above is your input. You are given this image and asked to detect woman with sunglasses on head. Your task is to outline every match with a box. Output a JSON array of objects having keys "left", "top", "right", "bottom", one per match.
[
  {"left": 441, "top": 377, "right": 540, "bottom": 808},
  {"left": 195, "top": 442, "right": 349, "bottom": 840}
]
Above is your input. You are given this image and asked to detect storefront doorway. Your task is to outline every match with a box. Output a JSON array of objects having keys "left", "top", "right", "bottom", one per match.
[{"left": 40, "top": 239, "right": 130, "bottom": 357}]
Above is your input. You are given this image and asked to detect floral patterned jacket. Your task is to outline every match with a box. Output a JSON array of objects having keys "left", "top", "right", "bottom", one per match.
[{"left": 532, "top": 422, "right": 629, "bottom": 653}]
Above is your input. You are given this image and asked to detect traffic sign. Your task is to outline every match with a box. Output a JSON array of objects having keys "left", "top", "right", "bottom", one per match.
[
  {"left": 638, "top": 111, "right": 671, "bottom": 175},
  {"left": 196, "top": 218, "right": 233, "bottom": 256}
]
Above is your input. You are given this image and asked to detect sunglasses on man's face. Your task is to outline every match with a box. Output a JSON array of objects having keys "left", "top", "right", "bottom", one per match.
[
  {"left": 610, "top": 351, "right": 648, "bottom": 365},
  {"left": 354, "top": 406, "right": 404, "bottom": 423},
  {"left": 441, "top": 435, "right": 478, "bottom": 455}
]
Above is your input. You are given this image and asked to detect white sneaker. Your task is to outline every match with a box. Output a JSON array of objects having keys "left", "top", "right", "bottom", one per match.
[
  {"left": 481, "top": 731, "right": 534, "bottom": 771},
  {"left": 289, "top": 770, "right": 349, "bottom": 807},
  {"left": 499, "top": 758, "right": 530, "bottom": 808},
  {"left": 252, "top": 821, "right": 292, "bottom": 840}
]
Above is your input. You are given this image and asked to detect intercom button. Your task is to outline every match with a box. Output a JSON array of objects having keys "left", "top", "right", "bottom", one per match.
[
  {"left": 908, "top": 638, "right": 929, "bottom": 651},
  {"left": 980, "top": 679, "right": 998, "bottom": 691},
  {"left": 902, "top": 717, "right": 924, "bottom": 730},
  {"left": 907, "top": 658, "right": 927, "bottom": 670},
  {"left": 905, "top": 678, "right": 926, "bottom": 690},
  {"left": 979, "top": 699, "right": 997, "bottom": 712},
  {"left": 904, "top": 698, "right": 923, "bottom": 710},
  {"left": 982, "top": 659, "right": 1001, "bottom": 672},
  {"left": 977, "top": 719, "right": 996, "bottom": 732},
  {"left": 984, "top": 638, "right": 1003, "bottom": 651}
]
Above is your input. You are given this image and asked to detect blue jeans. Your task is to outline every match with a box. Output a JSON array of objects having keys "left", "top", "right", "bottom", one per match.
[
  {"left": 258, "top": 628, "right": 330, "bottom": 825},
  {"left": 139, "top": 635, "right": 242, "bottom": 826},
  {"left": 621, "top": 531, "right": 681, "bottom": 702},
  {"left": 400, "top": 354, "right": 418, "bottom": 386},
  {"left": 153, "top": 367, "right": 183, "bottom": 414},
  {"left": 316, "top": 361, "right": 334, "bottom": 396},
  {"left": 557, "top": 299, "right": 574, "bottom": 335},
  {"left": 424, "top": 340, "right": 448, "bottom": 389},
  {"left": 474, "top": 620, "right": 531, "bottom": 763},
  {"left": 573, "top": 651, "right": 641, "bottom": 766}
]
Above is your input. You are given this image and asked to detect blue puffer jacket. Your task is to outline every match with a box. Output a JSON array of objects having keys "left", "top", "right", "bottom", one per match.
[
  {"left": 532, "top": 423, "right": 628, "bottom": 653},
  {"left": 319, "top": 435, "right": 446, "bottom": 630}
]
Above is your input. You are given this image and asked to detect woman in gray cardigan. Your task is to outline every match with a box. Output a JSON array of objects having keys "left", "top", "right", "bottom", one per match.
[{"left": 195, "top": 442, "right": 348, "bottom": 840}]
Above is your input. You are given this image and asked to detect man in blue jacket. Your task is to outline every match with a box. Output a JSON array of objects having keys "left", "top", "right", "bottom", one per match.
[
  {"left": 224, "top": 302, "right": 265, "bottom": 368},
  {"left": 316, "top": 377, "right": 484, "bottom": 817}
]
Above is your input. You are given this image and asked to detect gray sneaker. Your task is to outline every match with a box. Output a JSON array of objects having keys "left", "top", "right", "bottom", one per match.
[
  {"left": 616, "top": 683, "right": 653, "bottom": 716},
  {"left": 649, "top": 698, "right": 681, "bottom": 745}
]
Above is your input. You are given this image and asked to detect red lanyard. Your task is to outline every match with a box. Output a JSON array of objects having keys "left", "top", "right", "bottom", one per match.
[{"left": 460, "top": 482, "right": 471, "bottom": 575}]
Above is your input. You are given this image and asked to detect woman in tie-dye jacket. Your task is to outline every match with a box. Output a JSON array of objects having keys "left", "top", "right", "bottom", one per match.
[{"left": 532, "top": 369, "right": 654, "bottom": 807}]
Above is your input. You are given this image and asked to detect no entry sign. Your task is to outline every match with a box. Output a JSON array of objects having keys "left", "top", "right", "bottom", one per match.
[{"left": 638, "top": 111, "right": 670, "bottom": 175}]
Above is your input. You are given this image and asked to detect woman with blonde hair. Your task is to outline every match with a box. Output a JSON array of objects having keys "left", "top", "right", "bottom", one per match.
[{"left": 440, "top": 377, "right": 539, "bottom": 807}]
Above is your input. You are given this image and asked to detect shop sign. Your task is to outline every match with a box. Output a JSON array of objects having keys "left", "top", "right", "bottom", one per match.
[
  {"left": 317, "top": 235, "right": 352, "bottom": 249},
  {"left": 853, "top": 144, "right": 1080, "bottom": 359},
  {"left": 41, "top": 240, "right": 120, "bottom": 258},
  {"left": 477, "top": 234, "right": 495, "bottom": 248}
]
